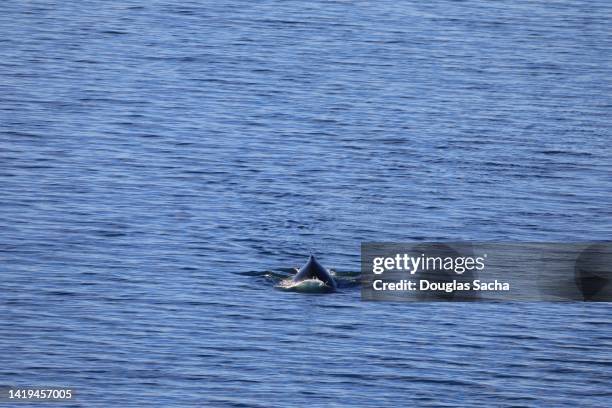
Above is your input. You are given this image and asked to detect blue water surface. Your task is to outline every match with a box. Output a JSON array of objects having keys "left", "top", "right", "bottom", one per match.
[{"left": 1, "top": 1, "right": 611, "bottom": 406}]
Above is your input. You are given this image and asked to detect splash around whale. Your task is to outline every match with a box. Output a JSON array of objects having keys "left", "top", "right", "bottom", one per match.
[{"left": 278, "top": 254, "right": 337, "bottom": 293}]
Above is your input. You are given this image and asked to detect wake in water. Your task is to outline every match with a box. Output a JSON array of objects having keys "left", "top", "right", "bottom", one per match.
[
  {"left": 277, "top": 277, "right": 332, "bottom": 293},
  {"left": 238, "top": 268, "right": 361, "bottom": 294}
]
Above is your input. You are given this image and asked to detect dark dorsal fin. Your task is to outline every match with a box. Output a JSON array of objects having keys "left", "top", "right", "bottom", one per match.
[{"left": 292, "top": 254, "right": 337, "bottom": 290}]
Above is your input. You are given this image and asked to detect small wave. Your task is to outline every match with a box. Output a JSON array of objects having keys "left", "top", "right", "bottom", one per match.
[
  {"left": 239, "top": 268, "right": 362, "bottom": 292},
  {"left": 277, "top": 278, "right": 333, "bottom": 293}
]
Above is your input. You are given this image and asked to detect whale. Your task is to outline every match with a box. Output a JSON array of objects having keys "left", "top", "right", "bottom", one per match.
[{"left": 292, "top": 254, "right": 337, "bottom": 292}]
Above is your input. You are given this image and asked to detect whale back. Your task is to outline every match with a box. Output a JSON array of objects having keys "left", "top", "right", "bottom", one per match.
[{"left": 293, "top": 255, "right": 337, "bottom": 290}]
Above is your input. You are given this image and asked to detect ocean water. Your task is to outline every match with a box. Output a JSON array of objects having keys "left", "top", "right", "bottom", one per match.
[{"left": 1, "top": 1, "right": 611, "bottom": 406}]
